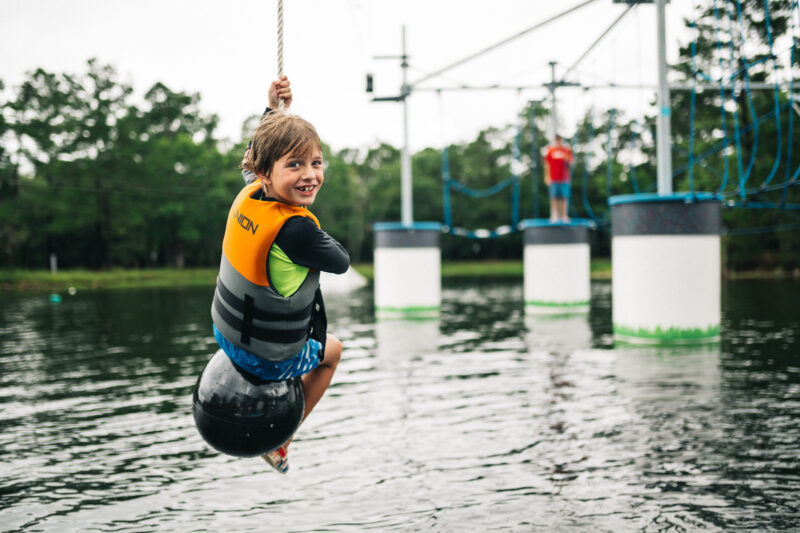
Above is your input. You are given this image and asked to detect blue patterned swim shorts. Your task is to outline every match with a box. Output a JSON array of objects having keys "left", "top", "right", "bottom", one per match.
[{"left": 212, "top": 324, "right": 322, "bottom": 381}]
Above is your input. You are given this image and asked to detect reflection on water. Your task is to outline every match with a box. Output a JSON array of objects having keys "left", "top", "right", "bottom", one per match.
[
  {"left": 1, "top": 280, "right": 799, "bottom": 531},
  {"left": 524, "top": 313, "right": 593, "bottom": 353},
  {"left": 375, "top": 319, "right": 440, "bottom": 360}
]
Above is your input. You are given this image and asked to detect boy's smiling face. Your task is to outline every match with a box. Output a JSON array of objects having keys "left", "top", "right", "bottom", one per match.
[{"left": 262, "top": 144, "right": 324, "bottom": 206}]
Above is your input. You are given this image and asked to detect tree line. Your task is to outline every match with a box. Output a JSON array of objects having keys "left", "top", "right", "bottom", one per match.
[{"left": 1, "top": 0, "right": 798, "bottom": 271}]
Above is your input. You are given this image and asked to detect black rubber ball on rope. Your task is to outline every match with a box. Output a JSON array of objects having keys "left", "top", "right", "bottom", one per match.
[{"left": 193, "top": 350, "right": 304, "bottom": 457}]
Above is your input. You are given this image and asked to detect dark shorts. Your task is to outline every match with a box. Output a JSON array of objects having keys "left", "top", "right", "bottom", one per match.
[{"left": 549, "top": 182, "right": 571, "bottom": 199}]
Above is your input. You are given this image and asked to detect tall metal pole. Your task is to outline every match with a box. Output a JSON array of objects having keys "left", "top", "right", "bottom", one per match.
[
  {"left": 656, "top": 0, "right": 673, "bottom": 195},
  {"left": 529, "top": 103, "right": 540, "bottom": 219},
  {"left": 400, "top": 26, "right": 413, "bottom": 226},
  {"left": 549, "top": 61, "right": 558, "bottom": 138}
]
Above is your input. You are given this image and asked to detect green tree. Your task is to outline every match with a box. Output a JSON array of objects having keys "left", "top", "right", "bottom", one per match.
[
  {"left": 2, "top": 60, "right": 238, "bottom": 270},
  {"left": 5, "top": 60, "right": 136, "bottom": 268},
  {"left": 0, "top": 79, "right": 28, "bottom": 267}
]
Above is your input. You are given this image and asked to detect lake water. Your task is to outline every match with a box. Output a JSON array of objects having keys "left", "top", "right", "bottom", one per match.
[{"left": 1, "top": 279, "right": 798, "bottom": 532}]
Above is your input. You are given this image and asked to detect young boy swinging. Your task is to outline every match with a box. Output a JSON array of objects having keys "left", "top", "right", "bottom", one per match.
[{"left": 211, "top": 76, "right": 349, "bottom": 473}]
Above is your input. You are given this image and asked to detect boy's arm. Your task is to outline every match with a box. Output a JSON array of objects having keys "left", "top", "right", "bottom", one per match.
[
  {"left": 543, "top": 159, "right": 551, "bottom": 186},
  {"left": 274, "top": 217, "right": 350, "bottom": 274},
  {"left": 543, "top": 147, "right": 552, "bottom": 185}
]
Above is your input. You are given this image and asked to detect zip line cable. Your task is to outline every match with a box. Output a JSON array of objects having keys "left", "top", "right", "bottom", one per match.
[
  {"left": 412, "top": 0, "right": 601, "bottom": 88},
  {"left": 561, "top": 4, "right": 636, "bottom": 84}
]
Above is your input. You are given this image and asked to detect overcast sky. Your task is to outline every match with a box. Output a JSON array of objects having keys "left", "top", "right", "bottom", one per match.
[{"left": 2, "top": 0, "right": 698, "bottom": 153}]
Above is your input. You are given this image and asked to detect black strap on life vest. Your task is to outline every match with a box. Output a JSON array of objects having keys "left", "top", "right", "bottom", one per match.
[
  {"left": 212, "top": 295, "right": 308, "bottom": 345},
  {"left": 216, "top": 278, "right": 314, "bottom": 322},
  {"left": 308, "top": 287, "right": 327, "bottom": 359},
  {"left": 242, "top": 294, "right": 255, "bottom": 344}
]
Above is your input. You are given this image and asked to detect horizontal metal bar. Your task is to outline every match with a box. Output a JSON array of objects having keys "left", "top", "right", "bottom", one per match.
[{"left": 412, "top": 81, "right": 800, "bottom": 92}]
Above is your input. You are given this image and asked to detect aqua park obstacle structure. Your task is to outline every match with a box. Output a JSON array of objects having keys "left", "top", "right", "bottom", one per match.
[{"left": 367, "top": 0, "right": 800, "bottom": 344}]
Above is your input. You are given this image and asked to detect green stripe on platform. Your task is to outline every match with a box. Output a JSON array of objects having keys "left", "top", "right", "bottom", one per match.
[
  {"left": 376, "top": 306, "right": 440, "bottom": 313},
  {"left": 375, "top": 306, "right": 440, "bottom": 320},
  {"left": 613, "top": 323, "right": 721, "bottom": 344},
  {"left": 525, "top": 300, "right": 590, "bottom": 307}
]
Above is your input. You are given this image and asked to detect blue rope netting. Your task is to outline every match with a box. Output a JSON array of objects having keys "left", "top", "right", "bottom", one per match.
[
  {"left": 442, "top": 122, "right": 522, "bottom": 240},
  {"left": 680, "top": 0, "right": 800, "bottom": 210},
  {"left": 441, "top": 0, "right": 800, "bottom": 237},
  {"left": 658, "top": 0, "right": 799, "bottom": 212}
]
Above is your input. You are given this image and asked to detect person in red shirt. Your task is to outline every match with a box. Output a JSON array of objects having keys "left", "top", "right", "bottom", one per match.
[{"left": 543, "top": 134, "right": 574, "bottom": 223}]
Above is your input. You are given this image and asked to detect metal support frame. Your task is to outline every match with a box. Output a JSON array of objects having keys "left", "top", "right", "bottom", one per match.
[
  {"left": 655, "top": 0, "right": 672, "bottom": 195},
  {"left": 369, "top": 0, "right": 601, "bottom": 227}
]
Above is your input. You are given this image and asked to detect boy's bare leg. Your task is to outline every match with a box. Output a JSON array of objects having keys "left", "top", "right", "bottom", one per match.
[
  {"left": 300, "top": 334, "right": 342, "bottom": 420},
  {"left": 560, "top": 198, "right": 570, "bottom": 222},
  {"left": 550, "top": 197, "right": 559, "bottom": 222},
  {"left": 267, "top": 334, "right": 341, "bottom": 462}
]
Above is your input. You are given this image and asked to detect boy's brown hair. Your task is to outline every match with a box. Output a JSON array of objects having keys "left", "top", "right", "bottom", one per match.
[{"left": 242, "top": 110, "right": 321, "bottom": 178}]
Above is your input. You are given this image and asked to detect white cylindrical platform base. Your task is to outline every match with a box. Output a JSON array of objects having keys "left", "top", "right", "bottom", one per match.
[
  {"left": 521, "top": 219, "right": 593, "bottom": 314},
  {"left": 373, "top": 222, "right": 442, "bottom": 317},
  {"left": 610, "top": 193, "right": 722, "bottom": 344}
]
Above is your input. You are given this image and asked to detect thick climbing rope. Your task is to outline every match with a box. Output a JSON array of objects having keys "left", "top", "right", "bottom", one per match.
[
  {"left": 277, "top": 0, "right": 284, "bottom": 77},
  {"left": 277, "top": 0, "right": 285, "bottom": 108}
]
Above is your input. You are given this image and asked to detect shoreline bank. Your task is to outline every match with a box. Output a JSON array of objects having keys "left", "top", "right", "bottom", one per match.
[{"left": 1, "top": 260, "right": 797, "bottom": 292}]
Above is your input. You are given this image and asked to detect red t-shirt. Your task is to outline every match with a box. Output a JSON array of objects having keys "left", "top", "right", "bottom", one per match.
[{"left": 545, "top": 145, "right": 574, "bottom": 183}]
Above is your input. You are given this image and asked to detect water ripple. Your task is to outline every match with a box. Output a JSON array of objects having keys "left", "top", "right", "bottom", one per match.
[{"left": 1, "top": 281, "right": 800, "bottom": 531}]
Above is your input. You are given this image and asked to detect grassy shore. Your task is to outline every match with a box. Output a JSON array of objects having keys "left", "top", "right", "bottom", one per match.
[
  {"left": 1, "top": 259, "right": 795, "bottom": 292},
  {"left": 0, "top": 268, "right": 221, "bottom": 292}
]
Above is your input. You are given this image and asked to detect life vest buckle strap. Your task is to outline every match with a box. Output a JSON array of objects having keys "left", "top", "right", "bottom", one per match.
[
  {"left": 213, "top": 295, "right": 309, "bottom": 345},
  {"left": 216, "top": 277, "right": 314, "bottom": 322},
  {"left": 241, "top": 294, "right": 255, "bottom": 344}
]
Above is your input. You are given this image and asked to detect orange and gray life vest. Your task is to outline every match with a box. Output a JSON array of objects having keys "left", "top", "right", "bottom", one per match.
[{"left": 211, "top": 182, "right": 321, "bottom": 362}]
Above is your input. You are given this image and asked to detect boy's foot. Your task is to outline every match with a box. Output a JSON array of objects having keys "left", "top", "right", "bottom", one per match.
[{"left": 262, "top": 446, "right": 289, "bottom": 474}]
